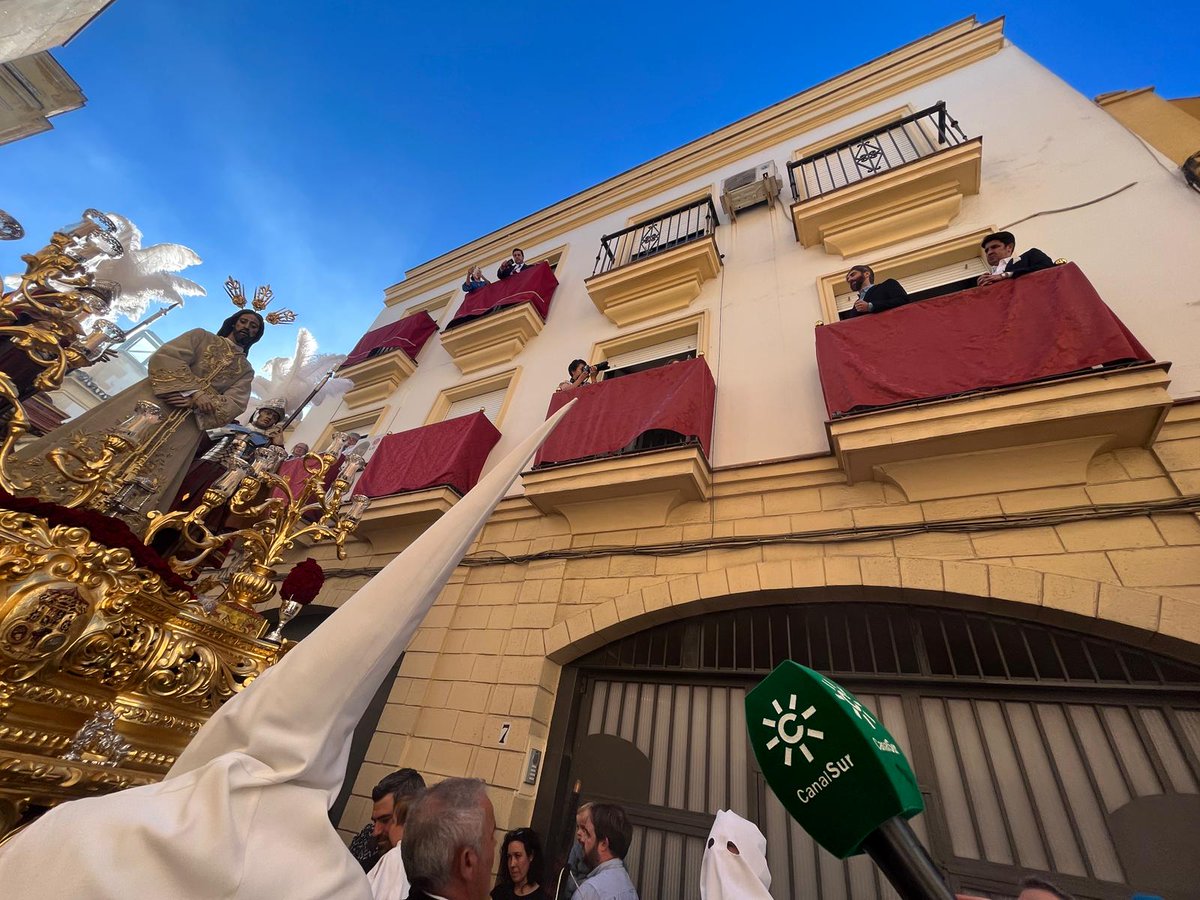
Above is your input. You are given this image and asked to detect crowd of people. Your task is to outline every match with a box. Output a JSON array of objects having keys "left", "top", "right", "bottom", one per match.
[
  {"left": 842, "top": 230, "right": 1054, "bottom": 319},
  {"left": 350, "top": 769, "right": 1080, "bottom": 900}
]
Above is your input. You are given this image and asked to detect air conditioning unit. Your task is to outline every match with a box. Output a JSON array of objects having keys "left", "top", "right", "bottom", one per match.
[{"left": 720, "top": 160, "right": 782, "bottom": 219}]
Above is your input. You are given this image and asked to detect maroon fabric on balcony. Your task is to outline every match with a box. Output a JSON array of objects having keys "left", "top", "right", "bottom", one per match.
[
  {"left": 354, "top": 411, "right": 502, "bottom": 498},
  {"left": 273, "top": 456, "right": 341, "bottom": 502},
  {"left": 342, "top": 310, "right": 438, "bottom": 369},
  {"left": 814, "top": 264, "right": 1153, "bottom": 417},
  {"left": 446, "top": 262, "right": 558, "bottom": 329},
  {"left": 535, "top": 356, "right": 716, "bottom": 466}
]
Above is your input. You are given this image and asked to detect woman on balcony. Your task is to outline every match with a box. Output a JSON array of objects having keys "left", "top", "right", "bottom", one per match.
[{"left": 462, "top": 265, "right": 491, "bottom": 293}]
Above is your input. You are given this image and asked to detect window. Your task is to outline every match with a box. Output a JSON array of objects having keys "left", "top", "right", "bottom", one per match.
[
  {"left": 592, "top": 312, "right": 709, "bottom": 380},
  {"left": 529, "top": 244, "right": 568, "bottom": 273},
  {"left": 816, "top": 227, "right": 994, "bottom": 323},
  {"left": 601, "top": 333, "right": 697, "bottom": 380},
  {"left": 426, "top": 367, "right": 521, "bottom": 428},
  {"left": 315, "top": 410, "right": 383, "bottom": 452},
  {"left": 445, "top": 386, "right": 507, "bottom": 423},
  {"left": 404, "top": 291, "right": 454, "bottom": 326}
]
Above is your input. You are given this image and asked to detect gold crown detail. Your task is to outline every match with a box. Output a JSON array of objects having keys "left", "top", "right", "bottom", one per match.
[{"left": 224, "top": 276, "right": 297, "bottom": 325}]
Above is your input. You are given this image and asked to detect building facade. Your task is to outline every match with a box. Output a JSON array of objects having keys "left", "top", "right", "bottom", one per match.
[{"left": 291, "top": 18, "right": 1200, "bottom": 899}]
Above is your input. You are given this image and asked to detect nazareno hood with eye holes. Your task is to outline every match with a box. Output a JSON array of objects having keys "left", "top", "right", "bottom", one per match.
[{"left": 700, "top": 809, "right": 774, "bottom": 900}]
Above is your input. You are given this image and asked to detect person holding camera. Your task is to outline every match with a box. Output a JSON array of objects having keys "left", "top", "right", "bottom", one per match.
[
  {"left": 557, "top": 358, "right": 608, "bottom": 392},
  {"left": 462, "top": 265, "right": 491, "bottom": 294},
  {"left": 498, "top": 247, "right": 533, "bottom": 280}
]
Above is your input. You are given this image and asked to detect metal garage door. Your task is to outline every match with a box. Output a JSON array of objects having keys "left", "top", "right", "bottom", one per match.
[{"left": 561, "top": 603, "right": 1200, "bottom": 899}]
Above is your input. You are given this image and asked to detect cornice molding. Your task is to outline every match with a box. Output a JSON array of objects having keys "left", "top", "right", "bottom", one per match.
[{"left": 383, "top": 17, "right": 1006, "bottom": 308}]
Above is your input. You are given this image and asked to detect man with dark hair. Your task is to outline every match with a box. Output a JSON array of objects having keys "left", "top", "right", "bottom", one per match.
[
  {"left": 843, "top": 264, "right": 909, "bottom": 318},
  {"left": 497, "top": 247, "right": 533, "bottom": 279},
  {"left": 977, "top": 231, "right": 1055, "bottom": 286},
  {"left": 1016, "top": 875, "right": 1073, "bottom": 900},
  {"left": 367, "top": 767, "right": 428, "bottom": 899},
  {"left": 557, "top": 359, "right": 596, "bottom": 392},
  {"left": 574, "top": 802, "right": 638, "bottom": 900},
  {"left": 402, "top": 777, "right": 496, "bottom": 900}
]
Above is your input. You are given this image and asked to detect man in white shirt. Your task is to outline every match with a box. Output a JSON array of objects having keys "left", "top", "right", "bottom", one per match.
[{"left": 367, "top": 768, "right": 427, "bottom": 899}]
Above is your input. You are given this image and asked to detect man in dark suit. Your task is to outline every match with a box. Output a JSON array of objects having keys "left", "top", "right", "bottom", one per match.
[
  {"left": 977, "top": 231, "right": 1055, "bottom": 286},
  {"left": 497, "top": 247, "right": 534, "bottom": 279},
  {"left": 841, "top": 264, "right": 909, "bottom": 318},
  {"left": 402, "top": 777, "right": 497, "bottom": 900}
]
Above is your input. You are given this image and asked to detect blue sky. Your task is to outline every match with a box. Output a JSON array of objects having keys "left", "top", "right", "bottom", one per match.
[{"left": 2, "top": 1, "right": 1194, "bottom": 369}]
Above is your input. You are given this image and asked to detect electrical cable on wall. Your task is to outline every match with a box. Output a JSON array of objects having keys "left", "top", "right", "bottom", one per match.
[{"left": 317, "top": 493, "right": 1200, "bottom": 578}]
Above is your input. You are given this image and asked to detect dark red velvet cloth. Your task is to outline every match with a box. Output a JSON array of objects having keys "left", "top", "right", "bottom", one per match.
[
  {"left": 535, "top": 356, "right": 716, "bottom": 466},
  {"left": 272, "top": 456, "right": 338, "bottom": 501},
  {"left": 446, "top": 262, "right": 558, "bottom": 329},
  {"left": 355, "top": 411, "right": 502, "bottom": 498},
  {"left": 814, "top": 264, "right": 1153, "bottom": 417},
  {"left": 342, "top": 310, "right": 438, "bottom": 369},
  {"left": 0, "top": 487, "right": 193, "bottom": 596}
]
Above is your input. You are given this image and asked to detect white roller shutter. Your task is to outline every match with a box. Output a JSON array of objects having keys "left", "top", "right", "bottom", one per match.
[
  {"left": 897, "top": 257, "right": 988, "bottom": 293},
  {"left": 836, "top": 257, "right": 988, "bottom": 314},
  {"left": 605, "top": 333, "right": 698, "bottom": 371},
  {"left": 445, "top": 386, "right": 507, "bottom": 424}
]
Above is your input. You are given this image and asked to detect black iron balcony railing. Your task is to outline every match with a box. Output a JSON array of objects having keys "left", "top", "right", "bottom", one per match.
[
  {"left": 787, "top": 102, "right": 970, "bottom": 202},
  {"left": 592, "top": 196, "right": 719, "bottom": 276}
]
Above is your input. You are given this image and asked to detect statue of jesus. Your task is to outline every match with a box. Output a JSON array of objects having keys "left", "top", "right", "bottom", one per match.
[{"left": 15, "top": 310, "right": 263, "bottom": 529}]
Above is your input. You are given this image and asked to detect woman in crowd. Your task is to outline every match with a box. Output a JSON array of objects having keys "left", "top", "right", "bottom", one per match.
[
  {"left": 462, "top": 265, "right": 490, "bottom": 293},
  {"left": 492, "top": 827, "right": 548, "bottom": 899}
]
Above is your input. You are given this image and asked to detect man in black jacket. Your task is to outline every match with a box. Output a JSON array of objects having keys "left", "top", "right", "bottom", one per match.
[
  {"left": 497, "top": 247, "right": 534, "bottom": 279},
  {"left": 977, "top": 231, "right": 1055, "bottom": 286},
  {"left": 842, "top": 264, "right": 909, "bottom": 319}
]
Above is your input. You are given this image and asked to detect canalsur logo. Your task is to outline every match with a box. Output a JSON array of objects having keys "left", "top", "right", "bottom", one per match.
[
  {"left": 819, "top": 675, "right": 877, "bottom": 730},
  {"left": 760, "top": 693, "right": 824, "bottom": 767}
]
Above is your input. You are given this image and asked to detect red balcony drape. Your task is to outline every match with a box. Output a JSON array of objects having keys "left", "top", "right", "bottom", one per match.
[
  {"left": 446, "top": 262, "right": 558, "bottom": 330},
  {"left": 273, "top": 456, "right": 341, "bottom": 502},
  {"left": 814, "top": 264, "right": 1153, "bottom": 417},
  {"left": 342, "top": 310, "right": 438, "bottom": 369},
  {"left": 534, "top": 356, "right": 716, "bottom": 466},
  {"left": 354, "top": 411, "right": 502, "bottom": 498}
]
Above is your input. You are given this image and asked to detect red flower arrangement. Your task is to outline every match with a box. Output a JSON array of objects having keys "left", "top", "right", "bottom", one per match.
[
  {"left": 0, "top": 487, "right": 194, "bottom": 596},
  {"left": 280, "top": 558, "right": 324, "bottom": 606}
]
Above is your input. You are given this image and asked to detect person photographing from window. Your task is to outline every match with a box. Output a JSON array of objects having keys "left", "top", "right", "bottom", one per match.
[{"left": 557, "top": 359, "right": 609, "bottom": 393}]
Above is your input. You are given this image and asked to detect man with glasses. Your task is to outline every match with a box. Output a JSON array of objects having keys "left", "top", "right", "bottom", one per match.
[{"left": 355, "top": 768, "right": 426, "bottom": 897}]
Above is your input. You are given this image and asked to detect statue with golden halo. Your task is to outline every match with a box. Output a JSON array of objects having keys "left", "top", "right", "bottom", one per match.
[{"left": 10, "top": 278, "right": 298, "bottom": 532}]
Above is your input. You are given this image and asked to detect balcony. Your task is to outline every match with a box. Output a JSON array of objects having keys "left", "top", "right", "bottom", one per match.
[
  {"left": 584, "top": 197, "right": 721, "bottom": 327},
  {"left": 440, "top": 262, "right": 558, "bottom": 374},
  {"left": 522, "top": 357, "right": 715, "bottom": 531},
  {"left": 787, "top": 102, "right": 982, "bottom": 257},
  {"left": 339, "top": 310, "right": 438, "bottom": 409},
  {"left": 352, "top": 412, "right": 501, "bottom": 543},
  {"left": 816, "top": 264, "right": 1171, "bottom": 500}
]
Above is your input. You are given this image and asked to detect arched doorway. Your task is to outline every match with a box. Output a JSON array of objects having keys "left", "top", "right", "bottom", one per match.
[{"left": 540, "top": 601, "right": 1200, "bottom": 899}]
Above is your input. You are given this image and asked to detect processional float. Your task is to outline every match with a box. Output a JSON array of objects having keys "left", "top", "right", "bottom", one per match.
[{"left": 0, "top": 210, "right": 368, "bottom": 837}]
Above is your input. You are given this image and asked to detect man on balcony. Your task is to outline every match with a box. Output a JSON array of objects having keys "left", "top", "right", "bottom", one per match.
[
  {"left": 976, "top": 231, "right": 1055, "bottom": 285},
  {"left": 843, "top": 265, "right": 909, "bottom": 318},
  {"left": 497, "top": 247, "right": 533, "bottom": 279},
  {"left": 558, "top": 359, "right": 597, "bottom": 392}
]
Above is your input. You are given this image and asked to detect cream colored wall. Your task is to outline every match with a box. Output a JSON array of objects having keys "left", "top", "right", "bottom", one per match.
[
  {"left": 297, "top": 40, "right": 1200, "bottom": 478},
  {"left": 284, "top": 31, "right": 1200, "bottom": 846},
  {"left": 325, "top": 404, "right": 1200, "bottom": 843}
]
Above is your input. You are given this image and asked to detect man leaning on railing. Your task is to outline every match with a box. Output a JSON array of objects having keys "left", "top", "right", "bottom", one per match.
[{"left": 976, "top": 231, "right": 1055, "bottom": 286}]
